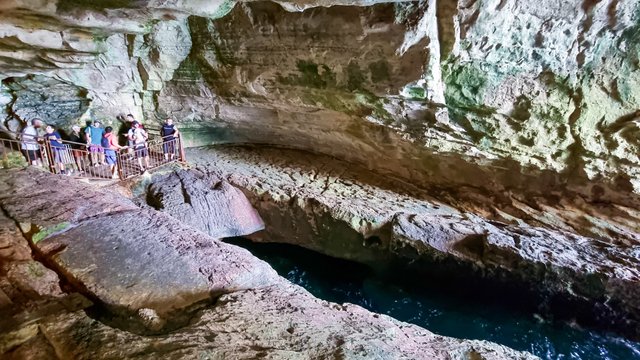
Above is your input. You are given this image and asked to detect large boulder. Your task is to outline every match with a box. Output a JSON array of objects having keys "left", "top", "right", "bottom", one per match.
[{"left": 144, "top": 169, "right": 265, "bottom": 238}]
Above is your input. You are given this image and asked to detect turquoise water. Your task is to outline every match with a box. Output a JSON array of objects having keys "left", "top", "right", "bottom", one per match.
[{"left": 226, "top": 238, "right": 640, "bottom": 360}]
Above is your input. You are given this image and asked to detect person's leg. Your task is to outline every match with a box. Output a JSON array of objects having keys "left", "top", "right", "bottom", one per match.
[
  {"left": 163, "top": 142, "right": 169, "bottom": 160},
  {"left": 26, "top": 149, "right": 40, "bottom": 166},
  {"left": 169, "top": 140, "right": 176, "bottom": 160},
  {"left": 54, "top": 150, "right": 65, "bottom": 174},
  {"left": 105, "top": 150, "right": 118, "bottom": 178},
  {"left": 35, "top": 150, "right": 43, "bottom": 167},
  {"left": 74, "top": 152, "right": 84, "bottom": 172},
  {"left": 90, "top": 146, "right": 98, "bottom": 166},
  {"left": 135, "top": 147, "right": 144, "bottom": 171},
  {"left": 23, "top": 149, "right": 32, "bottom": 165}
]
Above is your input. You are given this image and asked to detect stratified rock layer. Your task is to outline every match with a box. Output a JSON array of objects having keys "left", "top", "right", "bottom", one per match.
[
  {"left": 0, "top": 168, "right": 535, "bottom": 359},
  {"left": 2, "top": 0, "right": 640, "bottom": 222},
  {"left": 188, "top": 146, "right": 640, "bottom": 339}
]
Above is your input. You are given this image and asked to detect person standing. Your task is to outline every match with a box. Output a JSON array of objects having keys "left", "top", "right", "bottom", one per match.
[
  {"left": 43, "top": 125, "right": 66, "bottom": 175},
  {"left": 123, "top": 114, "right": 144, "bottom": 157},
  {"left": 127, "top": 121, "right": 149, "bottom": 172},
  {"left": 85, "top": 120, "right": 105, "bottom": 166},
  {"left": 69, "top": 125, "right": 86, "bottom": 173},
  {"left": 103, "top": 126, "right": 125, "bottom": 179},
  {"left": 20, "top": 119, "right": 42, "bottom": 166},
  {"left": 160, "top": 118, "right": 179, "bottom": 161},
  {"left": 124, "top": 114, "right": 135, "bottom": 152}
]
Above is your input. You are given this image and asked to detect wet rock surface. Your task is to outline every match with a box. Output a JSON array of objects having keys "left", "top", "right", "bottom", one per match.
[
  {"left": 0, "top": 167, "right": 535, "bottom": 358},
  {"left": 188, "top": 146, "right": 640, "bottom": 339}
]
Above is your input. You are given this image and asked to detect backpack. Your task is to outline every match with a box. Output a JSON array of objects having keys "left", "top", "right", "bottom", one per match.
[{"left": 101, "top": 135, "right": 110, "bottom": 149}]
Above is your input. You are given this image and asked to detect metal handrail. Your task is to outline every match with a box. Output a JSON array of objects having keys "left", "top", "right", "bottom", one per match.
[{"left": 0, "top": 125, "right": 186, "bottom": 180}]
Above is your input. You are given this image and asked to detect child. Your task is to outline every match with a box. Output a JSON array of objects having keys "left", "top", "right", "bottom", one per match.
[
  {"left": 127, "top": 121, "right": 149, "bottom": 173},
  {"left": 103, "top": 126, "right": 125, "bottom": 179},
  {"left": 43, "top": 125, "right": 66, "bottom": 175}
]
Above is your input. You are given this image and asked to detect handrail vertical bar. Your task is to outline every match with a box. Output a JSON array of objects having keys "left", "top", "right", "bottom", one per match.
[
  {"left": 2, "top": 140, "right": 7, "bottom": 166},
  {"left": 117, "top": 150, "right": 124, "bottom": 180},
  {"left": 44, "top": 138, "right": 55, "bottom": 174},
  {"left": 178, "top": 133, "right": 186, "bottom": 162}
]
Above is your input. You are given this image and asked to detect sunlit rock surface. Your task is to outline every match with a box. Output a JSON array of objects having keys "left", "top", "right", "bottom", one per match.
[
  {"left": 1, "top": 0, "right": 640, "bottom": 208},
  {"left": 0, "top": 168, "right": 536, "bottom": 359}
]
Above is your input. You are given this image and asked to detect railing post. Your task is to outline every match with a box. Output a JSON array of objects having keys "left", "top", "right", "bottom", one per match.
[
  {"left": 2, "top": 140, "right": 7, "bottom": 168},
  {"left": 177, "top": 133, "right": 186, "bottom": 162},
  {"left": 117, "top": 149, "right": 125, "bottom": 181},
  {"left": 44, "top": 138, "right": 55, "bottom": 174}
]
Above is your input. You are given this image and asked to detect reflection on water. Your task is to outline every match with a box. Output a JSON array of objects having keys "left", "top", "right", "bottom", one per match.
[{"left": 226, "top": 238, "right": 640, "bottom": 360}]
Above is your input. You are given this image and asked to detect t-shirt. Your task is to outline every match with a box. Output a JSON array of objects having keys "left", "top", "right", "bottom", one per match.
[
  {"left": 161, "top": 124, "right": 176, "bottom": 139},
  {"left": 85, "top": 126, "right": 105, "bottom": 145},
  {"left": 127, "top": 128, "right": 147, "bottom": 147},
  {"left": 21, "top": 126, "right": 39, "bottom": 150},
  {"left": 69, "top": 132, "right": 84, "bottom": 149},
  {"left": 105, "top": 133, "right": 119, "bottom": 150},
  {"left": 43, "top": 131, "right": 63, "bottom": 148}
]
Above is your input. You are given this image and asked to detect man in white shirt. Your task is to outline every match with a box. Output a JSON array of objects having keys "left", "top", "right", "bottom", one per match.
[
  {"left": 20, "top": 119, "right": 42, "bottom": 166},
  {"left": 127, "top": 121, "right": 149, "bottom": 172}
]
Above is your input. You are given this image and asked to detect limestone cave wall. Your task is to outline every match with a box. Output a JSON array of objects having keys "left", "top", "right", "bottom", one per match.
[{"left": 2, "top": 0, "right": 640, "bottom": 200}]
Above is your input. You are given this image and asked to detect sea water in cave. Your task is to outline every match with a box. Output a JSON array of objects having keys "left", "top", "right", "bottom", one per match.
[{"left": 227, "top": 238, "right": 640, "bottom": 360}]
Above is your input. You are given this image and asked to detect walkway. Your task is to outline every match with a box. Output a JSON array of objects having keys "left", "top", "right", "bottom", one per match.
[{"left": 0, "top": 128, "right": 186, "bottom": 181}]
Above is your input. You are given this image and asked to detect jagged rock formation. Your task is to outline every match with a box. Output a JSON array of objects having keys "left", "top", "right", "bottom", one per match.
[
  {"left": 1, "top": 0, "right": 640, "bottom": 211},
  {"left": 0, "top": 168, "right": 537, "bottom": 359}
]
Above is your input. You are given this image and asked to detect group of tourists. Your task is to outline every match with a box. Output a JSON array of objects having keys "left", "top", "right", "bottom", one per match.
[{"left": 19, "top": 115, "right": 180, "bottom": 178}]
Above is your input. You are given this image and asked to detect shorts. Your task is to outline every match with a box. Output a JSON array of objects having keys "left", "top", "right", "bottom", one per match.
[
  {"left": 135, "top": 145, "right": 148, "bottom": 158},
  {"left": 105, "top": 149, "right": 117, "bottom": 165},
  {"left": 89, "top": 145, "right": 104, "bottom": 153},
  {"left": 51, "top": 148, "right": 64, "bottom": 163},
  {"left": 163, "top": 140, "right": 176, "bottom": 154},
  {"left": 22, "top": 149, "right": 40, "bottom": 162}
]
